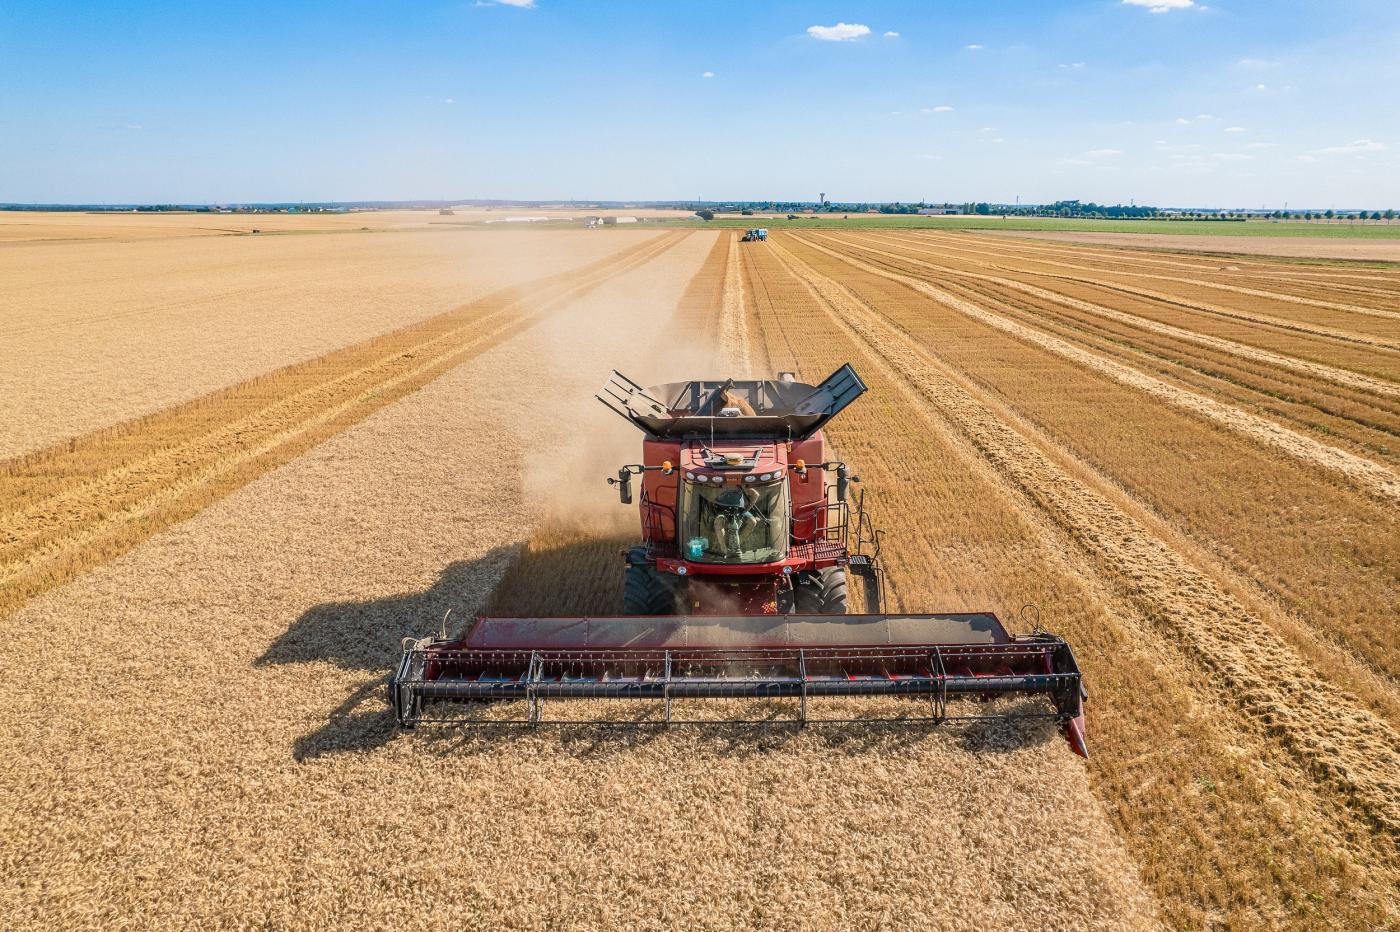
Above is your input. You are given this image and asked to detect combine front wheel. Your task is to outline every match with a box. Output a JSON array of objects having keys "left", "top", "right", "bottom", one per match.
[
  {"left": 794, "top": 567, "right": 848, "bottom": 614},
  {"left": 623, "top": 549, "right": 680, "bottom": 615}
]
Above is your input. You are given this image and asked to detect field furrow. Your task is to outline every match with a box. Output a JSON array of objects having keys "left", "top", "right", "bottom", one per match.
[
  {"left": 868, "top": 231, "right": 1400, "bottom": 348},
  {"left": 884, "top": 240, "right": 1400, "bottom": 400},
  {"left": 825, "top": 236, "right": 1400, "bottom": 464},
  {"left": 741, "top": 237, "right": 1400, "bottom": 928},
  {"left": 919, "top": 231, "right": 1400, "bottom": 303},
  {"left": 859, "top": 233, "right": 1400, "bottom": 388},
  {"left": 0, "top": 232, "right": 690, "bottom": 622},
  {"left": 960, "top": 229, "right": 1400, "bottom": 282},
  {"left": 798, "top": 233, "right": 1400, "bottom": 505},
  {"left": 927, "top": 274, "right": 1400, "bottom": 464},
  {"left": 906, "top": 231, "right": 1400, "bottom": 319}
]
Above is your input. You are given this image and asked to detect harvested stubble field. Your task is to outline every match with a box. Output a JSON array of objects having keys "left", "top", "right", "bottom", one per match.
[
  {"left": 983, "top": 229, "right": 1400, "bottom": 262},
  {"left": 1, "top": 218, "right": 1397, "bottom": 929}
]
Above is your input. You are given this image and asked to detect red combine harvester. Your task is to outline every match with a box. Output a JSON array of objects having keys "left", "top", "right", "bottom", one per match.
[{"left": 391, "top": 365, "right": 1087, "bottom": 756}]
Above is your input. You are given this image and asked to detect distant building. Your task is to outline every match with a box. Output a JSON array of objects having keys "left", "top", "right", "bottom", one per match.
[{"left": 918, "top": 207, "right": 957, "bottom": 215}]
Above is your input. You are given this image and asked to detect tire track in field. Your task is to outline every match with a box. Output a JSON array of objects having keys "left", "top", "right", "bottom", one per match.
[
  {"left": 800, "top": 233, "right": 1400, "bottom": 504},
  {"left": 878, "top": 237, "right": 1400, "bottom": 401},
  {"left": 0, "top": 232, "right": 690, "bottom": 620},
  {"left": 869, "top": 231, "right": 1400, "bottom": 371},
  {"left": 767, "top": 234, "right": 1400, "bottom": 837},
  {"left": 719, "top": 233, "right": 753, "bottom": 376},
  {"left": 861, "top": 232, "right": 1400, "bottom": 350},
  {"left": 855, "top": 235, "right": 1400, "bottom": 453},
  {"left": 904, "top": 231, "right": 1400, "bottom": 320},
  {"left": 956, "top": 230, "right": 1400, "bottom": 285},
  {"left": 936, "top": 274, "right": 1400, "bottom": 467},
  {"left": 930, "top": 231, "right": 1400, "bottom": 300}
]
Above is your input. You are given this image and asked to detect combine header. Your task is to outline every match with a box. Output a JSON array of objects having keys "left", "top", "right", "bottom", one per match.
[{"left": 392, "top": 366, "right": 1087, "bottom": 755}]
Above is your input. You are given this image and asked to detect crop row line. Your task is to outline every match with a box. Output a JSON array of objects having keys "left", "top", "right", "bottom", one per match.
[
  {"left": 863, "top": 231, "right": 1400, "bottom": 349},
  {"left": 904, "top": 231, "right": 1400, "bottom": 318},
  {"left": 799, "top": 232, "right": 1400, "bottom": 504}
]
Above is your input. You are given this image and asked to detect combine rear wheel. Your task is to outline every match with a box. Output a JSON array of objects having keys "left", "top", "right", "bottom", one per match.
[
  {"left": 794, "top": 566, "right": 848, "bottom": 614},
  {"left": 623, "top": 549, "right": 680, "bottom": 615}
]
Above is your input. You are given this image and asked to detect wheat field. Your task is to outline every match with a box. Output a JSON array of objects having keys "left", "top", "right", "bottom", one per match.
[{"left": 2, "top": 217, "right": 1397, "bottom": 929}]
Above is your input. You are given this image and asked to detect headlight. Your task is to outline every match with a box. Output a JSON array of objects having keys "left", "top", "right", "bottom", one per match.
[
  {"left": 676, "top": 565, "right": 689, "bottom": 575},
  {"left": 685, "top": 472, "right": 695, "bottom": 480},
  {"left": 744, "top": 475, "right": 756, "bottom": 483}
]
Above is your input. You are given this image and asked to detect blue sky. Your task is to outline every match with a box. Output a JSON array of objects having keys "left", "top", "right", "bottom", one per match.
[{"left": 1, "top": 0, "right": 1397, "bottom": 206}]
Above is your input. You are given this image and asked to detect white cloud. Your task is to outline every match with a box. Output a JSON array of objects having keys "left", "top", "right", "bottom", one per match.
[
  {"left": 1059, "top": 62, "right": 1087, "bottom": 69},
  {"left": 444, "top": 98, "right": 455, "bottom": 104},
  {"left": 1123, "top": 0, "right": 1194, "bottom": 11},
  {"left": 1174, "top": 117, "right": 1190, "bottom": 125},
  {"left": 496, "top": 0, "right": 535, "bottom": 6},
  {"left": 1252, "top": 83, "right": 1268, "bottom": 91},
  {"left": 1195, "top": 113, "right": 1215, "bottom": 121},
  {"left": 1086, "top": 148, "right": 1123, "bottom": 158},
  {"left": 124, "top": 123, "right": 143, "bottom": 130},
  {"left": 932, "top": 105, "right": 954, "bottom": 112},
  {"left": 883, "top": 31, "right": 900, "bottom": 38},
  {"left": 701, "top": 71, "right": 715, "bottom": 78},
  {"left": 1224, "top": 126, "right": 1246, "bottom": 133},
  {"left": 1294, "top": 154, "right": 1318, "bottom": 163},
  {"left": 1245, "top": 142, "right": 1276, "bottom": 149},
  {"left": 1212, "top": 152, "right": 1252, "bottom": 161},
  {"left": 965, "top": 43, "right": 984, "bottom": 50},
  {"left": 1315, "top": 138, "right": 1387, "bottom": 155},
  {"left": 807, "top": 22, "right": 870, "bottom": 41}
]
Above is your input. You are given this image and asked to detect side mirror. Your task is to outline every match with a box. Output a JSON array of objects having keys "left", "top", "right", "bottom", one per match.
[{"left": 610, "top": 469, "right": 633, "bottom": 505}]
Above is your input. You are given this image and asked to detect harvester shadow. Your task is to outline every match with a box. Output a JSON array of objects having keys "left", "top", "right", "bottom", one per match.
[
  {"left": 416, "top": 705, "right": 1055, "bottom": 761},
  {"left": 256, "top": 546, "right": 522, "bottom": 761}
]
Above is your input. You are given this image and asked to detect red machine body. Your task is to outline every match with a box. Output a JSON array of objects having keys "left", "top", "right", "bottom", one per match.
[{"left": 604, "top": 367, "right": 883, "bottom": 616}]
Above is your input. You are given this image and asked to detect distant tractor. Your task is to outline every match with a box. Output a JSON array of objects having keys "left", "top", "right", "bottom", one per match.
[{"left": 740, "top": 228, "right": 768, "bottom": 242}]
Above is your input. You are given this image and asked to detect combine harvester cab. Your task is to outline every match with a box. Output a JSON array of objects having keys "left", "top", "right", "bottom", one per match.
[{"left": 392, "top": 365, "right": 1087, "bottom": 756}]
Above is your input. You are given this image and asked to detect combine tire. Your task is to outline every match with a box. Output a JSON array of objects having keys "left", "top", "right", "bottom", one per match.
[
  {"left": 623, "top": 551, "right": 679, "bottom": 615},
  {"left": 794, "top": 566, "right": 848, "bottom": 614}
]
